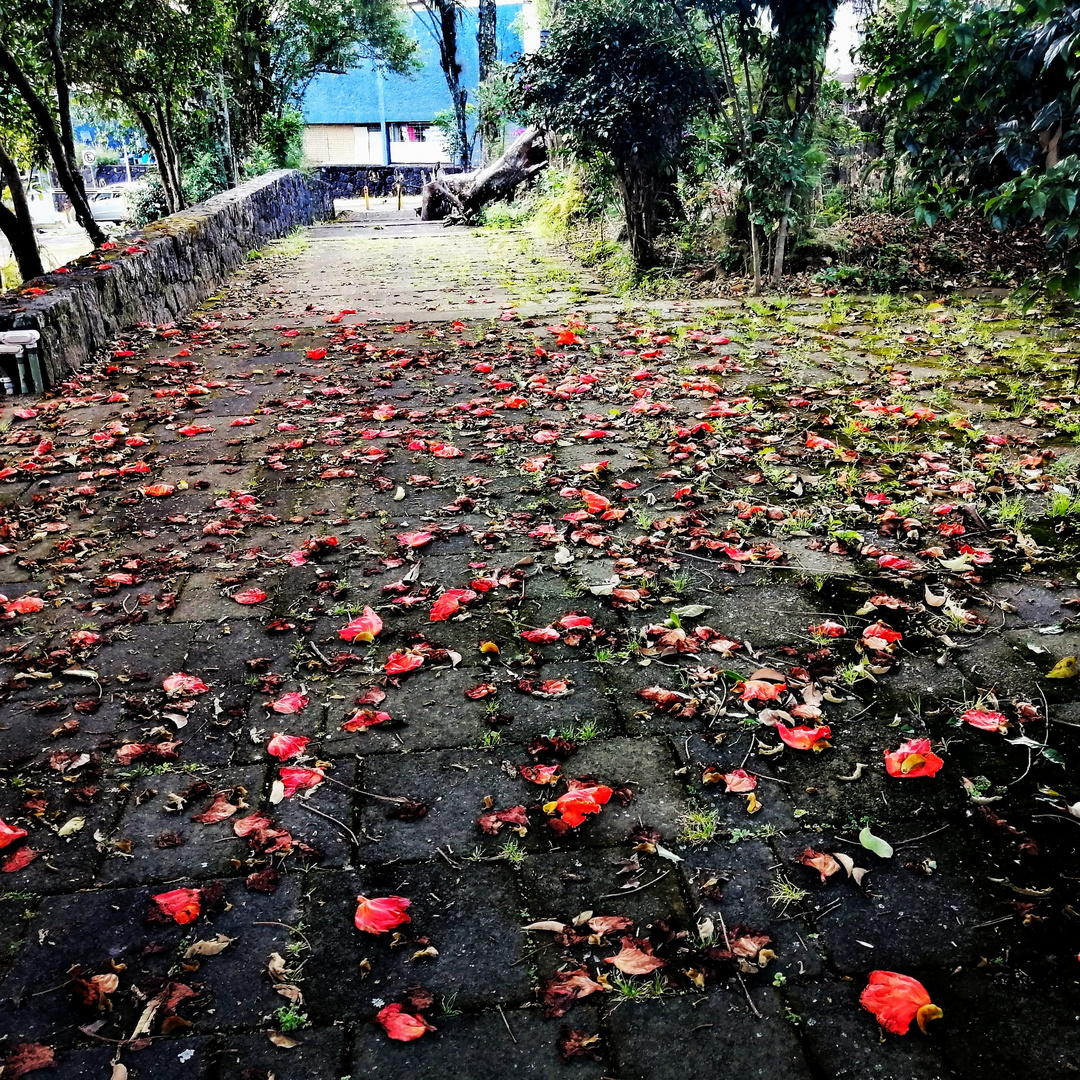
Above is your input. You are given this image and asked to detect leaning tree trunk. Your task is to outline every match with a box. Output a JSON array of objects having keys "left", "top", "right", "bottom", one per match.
[
  {"left": 0, "top": 142, "right": 44, "bottom": 281},
  {"left": 421, "top": 126, "right": 547, "bottom": 222},
  {"left": 0, "top": 39, "right": 106, "bottom": 248}
]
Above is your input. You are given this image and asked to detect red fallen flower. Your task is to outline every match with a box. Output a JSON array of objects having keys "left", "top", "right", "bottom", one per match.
[
  {"left": 233, "top": 587, "right": 267, "bottom": 605},
  {"left": 396, "top": 530, "right": 433, "bottom": 548},
  {"left": 177, "top": 424, "right": 214, "bottom": 437},
  {"left": 3, "top": 1043, "right": 56, "bottom": 1078},
  {"left": 354, "top": 894, "right": 411, "bottom": 934},
  {"left": 521, "top": 626, "right": 561, "bottom": 644},
  {"left": 961, "top": 708, "right": 1009, "bottom": 733},
  {"left": 776, "top": 724, "right": 831, "bottom": 751},
  {"left": 142, "top": 483, "right": 175, "bottom": 497},
  {"left": 116, "top": 740, "right": 182, "bottom": 765},
  {"left": 339, "top": 606, "right": 383, "bottom": 642},
  {"left": 559, "top": 613, "right": 593, "bottom": 629},
  {"left": 163, "top": 672, "right": 209, "bottom": 695},
  {"left": 884, "top": 738, "right": 944, "bottom": 778},
  {"left": 464, "top": 682, "right": 498, "bottom": 700},
  {"left": 809, "top": 620, "right": 846, "bottom": 637},
  {"left": 799, "top": 847, "right": 842, "bottom": 881},
  {"left": 737, "top": 679, "right": 786, "bottom": 702},
  {"left": 306, "top": 347, "right": 327, "bottom": 360},
  {"left": 269, "top": 692, "right": 309, "bottom": 714},
  {"left": 860, "top": 971, "right": 942, "bottom": 1035},
  {"left": 68, "top": 630, "right": 102, "bottom": 648},
  {"left": 544, "top": 784, "right": 612, "bottom": 828},
  {"left": 605, "top": 935, "right": 667, "bottom": 975},
  {"left": 519, "top": 764, "right": 561, "bottom": 785},
  {"left": 517, "top": 677, "right": 573, "bottom": 698},
  {"left": 478, "top": 804, "right": 529, "bottom": 835},
  {"left": 539, "top": 968, "right": 605, "bottom": 1018},
  {"left": 152, "top": 887, "right": 201, "bottom": 925},
  {"left": 721, "top": 769, "right": 757, "bottom": 793},
  {"left": 191, "top": 793, "right": 240, "bottom": 824},
  {"left": 2, "top": 846, "right": 39, "bottom": 873},
  {"left": 375, "top": 1002, "right": 436, "bottom": 1042},
  {"left": 862, "top": 620, "right": 902, "bottom": 646},
  {"left": 267, "top": 733, "right": 310, "bottom": 759},
  {"left": 4, "top": 596, "right": 44, "bottom": 615},
  {"left": 878, "top": 553, "right": 915, "bottom": 571},
  {"left": 0, "top": 818, "right": 28, "bottom": 849},
  {"left": 279, "top": 766, "right": 324, "bottom": 797},
  {"left": 385, "top": 650, "right": 424, "bottom": 675},
  {"left": 430, "top": 588, "right": 476, "bottom": 622},
  {"left": 430, "top": 442, "right": 463, "bottom": 458},
  {"left": 341, "top": 709, "right": 390, "bottom": 730},
  {"left": 637, "top": 686, "right": 697, "bottom": 716}
]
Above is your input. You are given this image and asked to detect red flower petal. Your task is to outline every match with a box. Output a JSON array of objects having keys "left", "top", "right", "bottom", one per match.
[
  {"left": 354, "top": 894, "right": 411, "bottom": 934},
  {"left": 375, "top": 1002, "right": 435, "bottom": 1041},
  {"left": 152, "top": 887, "right": 201, "bottom": 925}
]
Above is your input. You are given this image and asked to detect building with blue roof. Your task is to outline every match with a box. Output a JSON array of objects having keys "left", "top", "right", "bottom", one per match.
[{"left": 302, "top": 0, "right": 536, "bottom": 167}]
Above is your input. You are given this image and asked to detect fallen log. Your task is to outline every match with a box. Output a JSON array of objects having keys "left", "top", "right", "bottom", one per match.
[{"left": 421, "top": 126, "right": 548, "bottom": 223}]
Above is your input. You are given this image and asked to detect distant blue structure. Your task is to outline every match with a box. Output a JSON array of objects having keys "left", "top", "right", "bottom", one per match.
[{"left": 302, "top": 1, "right": 534, "bottom": 167}]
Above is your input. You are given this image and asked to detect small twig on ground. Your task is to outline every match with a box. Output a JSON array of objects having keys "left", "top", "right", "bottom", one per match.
[
  {"left": 716, "top": 912, "right": 762, "bottom": 1018},
  {"left": 497, "top": 1005, "right": 517, "bottom": 1043},
  {"left": 253, "top": 920, "right": 313, "bottom": 950},
  {"left": 295, "top": 799, "right": 359, "bottom": 846},
  {"left": 894, "top": 824, "right": 950, "bottom": 848},
  {"left": 322, "top": 774, "right": 409, "bottom": 803},
  {"left": 598, "top": 872, "right": 670, "bottom": 899}
]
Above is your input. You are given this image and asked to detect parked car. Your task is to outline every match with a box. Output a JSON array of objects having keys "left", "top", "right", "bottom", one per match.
[{"left": 88, "top": 183, "right": 142, "bottom": 223}]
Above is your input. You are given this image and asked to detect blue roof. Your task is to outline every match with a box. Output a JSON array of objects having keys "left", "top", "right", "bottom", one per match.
[{"left": 303, "top": 5, "right": 525, "bottom": 125}]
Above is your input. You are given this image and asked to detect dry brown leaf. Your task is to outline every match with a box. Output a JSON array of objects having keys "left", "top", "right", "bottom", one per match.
[{"left": 184, "top": 934, "right": 236, "bottom": 958}]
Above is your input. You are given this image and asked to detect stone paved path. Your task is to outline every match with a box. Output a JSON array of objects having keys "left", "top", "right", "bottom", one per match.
[{"left": 1, "top": 214, "right": 1079, "bottom": 1079}]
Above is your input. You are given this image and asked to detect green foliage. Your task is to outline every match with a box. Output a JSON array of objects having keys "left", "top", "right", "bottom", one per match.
[
  {"left": 516, "top": 0, "right": 711, "bottom": 266},
  {"left": 861, "top": 0, "right": 1080, "bottom": 296},
  {"left": 432, "top": 104, "right": 477, "bottom": 169},
  {"left": 261, "top": 106, "right": 306, "bottom": 170}
]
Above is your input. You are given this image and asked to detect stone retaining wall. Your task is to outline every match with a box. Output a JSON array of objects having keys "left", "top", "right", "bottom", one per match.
[
  {"left": 313, "top": 163, "right": 464, "bottom": 199},
  {"left": 0, "top": 169, "right": 333, "bottom": 389}
]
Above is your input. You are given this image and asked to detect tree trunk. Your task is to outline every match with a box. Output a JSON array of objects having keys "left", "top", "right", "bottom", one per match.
[
  {"left": 421, "top": 126, "right": 546, "bottom": 222},
  {"left": 156, "top": 100, "right": 186, "bottom": 210},
  {"left": 771, "top": 183, "right": 793, "bottom": 284},
  {"left": 45, "top": 0, "right": 107, "bottom": 247},
  {"left": 615, "top": 159, "right": 664, "bottom": 270},
  {"left": 218, "top": 67, "right": 240, "bottom": 188},
  {"left": 477, "top": 0, "right": 498, "bottom": 162},
  {"left": 0, "top": 38, "right": 106, "bottom": 248},
  {"left": 133, "top": 106, "right": 179, "bottom": 215},
  {"left": 427, "top": 0, "right": 470, "bottom": 169},
  {"left": 0, "top": 142, "right": 44, "bottom": 281},
  {"left": 749, "top": 210, "right": 762, "bottom": 295}
]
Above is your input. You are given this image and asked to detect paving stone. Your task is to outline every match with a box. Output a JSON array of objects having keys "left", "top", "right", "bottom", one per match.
[
  {"left": 349, "top": 1006, "right": 607, "bottom": 1078},
  {"left": 217, "top": 1027, "right": 347, "bottom": 1080},
  {"left": 305, "top": 863, "right": 531, "bottom": 1017},
  {"left": 53, "top": 1037, "right": 215, "bottom": 1080},
  {"left": 602, "top": 987, "right": 813, "bottom": 1080},
  {"left": 98, "top": 764, "right": 266, "bottom": 887},
  {"left": 357, "top": 748, "right": 525, "bottom": 863},
  {"left": 0, "top": 880, "right": 300, "bottom": 1043},
  {"left": 786, "top": 981, "right": 955, "bottom": 1080},
  {"left": 683, "top": 839, "right": 827, "bottom": 981}
]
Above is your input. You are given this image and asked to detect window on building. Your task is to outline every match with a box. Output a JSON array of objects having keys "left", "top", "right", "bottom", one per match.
[{"left": 389, "top": 122, "right": 434, "bottom": 143}]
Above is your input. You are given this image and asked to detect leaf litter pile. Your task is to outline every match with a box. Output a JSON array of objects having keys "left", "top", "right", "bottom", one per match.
[{"left": 0, "top": 263, "right": 1079, "bottom": 1078}]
